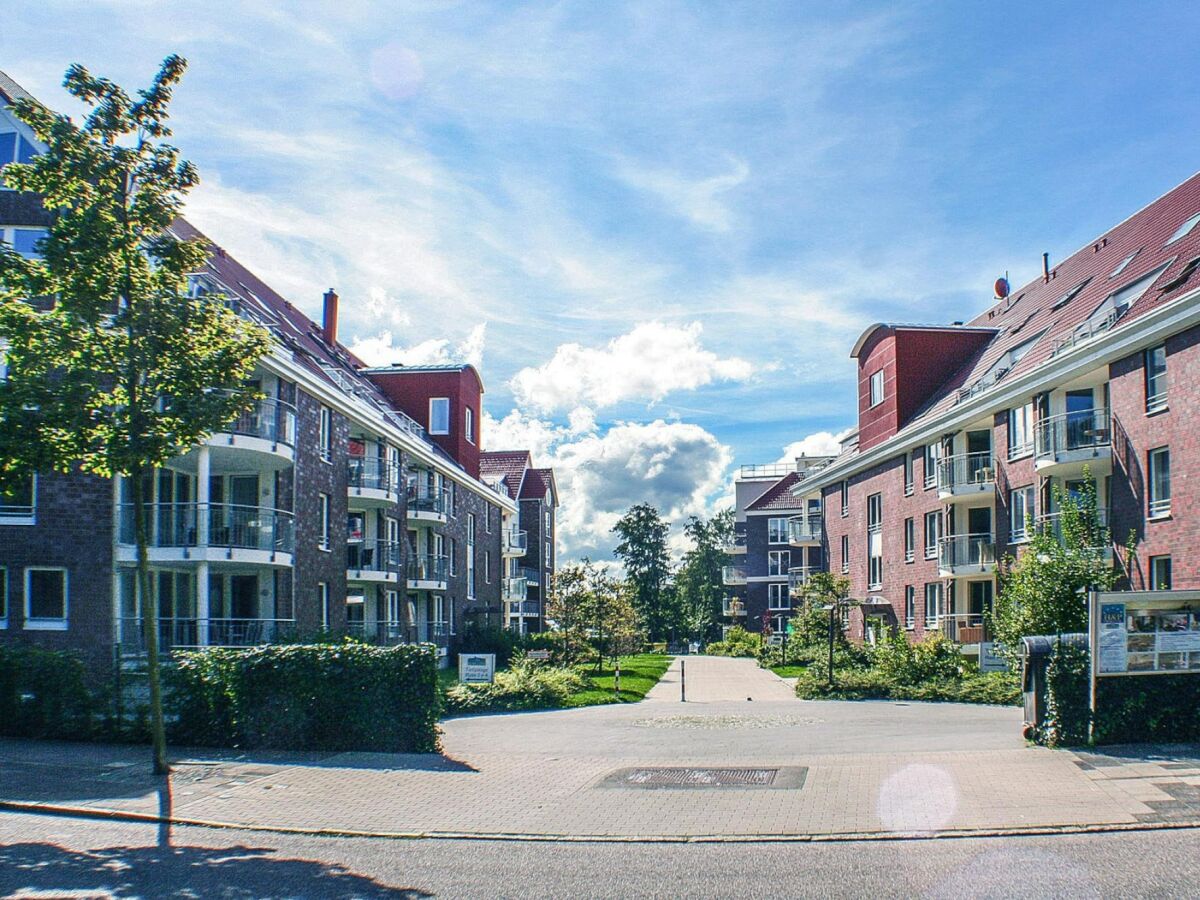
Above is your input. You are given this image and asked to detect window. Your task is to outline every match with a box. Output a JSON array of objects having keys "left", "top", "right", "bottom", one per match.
[
  {"left": 768, "top": 517, "right": 788, "bottom": 544},
  {"left": 768, "top": 550, "right": 791, "bottom": 577},
  {"left": 904, "top": 517, "right": 915, "bottom": 563},
  {"left": 768, "top": 583, "right": 790, "bottom": 610},
  {"left": 840, "top": 480, "right": 849, "bottom": 516},
  {"left": 1150, "top": 556, "right": 1172, "bottom": 591},
  {"left": 903, "top": 453, "right": 914, "bottom": 496},
  {"left": 1167, "top": 211, "right": 1200, "bottom": 245},
  {"left": 545, "top": 541, "right": 552, "bottom": 569},
  {"left": 467, "top": 512, "right": 476, "bottom": 599},
  {"left": 1008, "top": 403, "right": 1033, "bottom": 458},
  {"left": 869, "top": 369, "right": 885, "bottom": 407},
  {"left": 923, "top": 444, "right": 938, "bottom": 489},
  {"left": 318, "top": 493, "right": 330, "bottom": 550},
  {"left": 0, "top": 473, "right": 35, "bottom": 523},
  {"left": 448, "top": 481, "right": 457, "bottom": 516},
  {"left": 866, "top": 493, "right": 882, "bottom": 589},
  {"left": 448, "top": 539, "right": 457, "bottom": 575},
  {"left": 840, "top": 535, "right": 849, "bottom": 574},
  {"left": 904, "top": 586, "right": 915, "bottom": 630},
  {"left": 1145, "top": 345, "right": 1168, "bottom": 413},
  {"left": 1010, "top": 486, "right": 1035, "bottom": 542},
  {"left": 465, "top": 407, "right": 475, "bottom": 444},
  {"left": 2, "top": 227, "right": 48, "bottom": 259},
  {"left": 318, "top": 406, "right": 332, "bottom": 462},
  {"left": 1110, "top": 249, "right": 1140, "bottom": 278},
  {"left": 1148, "top": 447, "right": 1171, "bottom": 518},
  {"left": 924, "top": 511, "right": 941, "bottom": 559},
  {"left": 24, "top": 567, "right": 67, "bottom": 630},
  {"left": 0, "top": 131, "right": 39, "bottom": 168},
  {"left": 924, "top": 582, "right": 941, "bottom": 629},
  {"left": 1090, "top": 263, "right": 1172, "bottom": 328},
  {"left": 0, "top": 567, "right": 7, "bottom": 625},
  {"left": 1050, "top": 278, "right": 1092, "bottom": 311},
  {"left": 429, "top": 398, "right": 450, "bottom": 435},
  {"left": 318, "top": 582, "right": 329, "bottom": 629},
  {"left": 484, "top": 550, "right": 491, "bottom": 584}
]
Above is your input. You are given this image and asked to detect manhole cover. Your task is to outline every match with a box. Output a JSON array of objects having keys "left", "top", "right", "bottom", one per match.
[{"left": 601, "top": 766, "right": 807, "bottom": 790}]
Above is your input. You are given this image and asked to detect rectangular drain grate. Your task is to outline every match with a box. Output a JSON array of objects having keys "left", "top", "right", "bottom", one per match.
[{"left": 601, "top": 766, "right": 807, "bottom": 790}]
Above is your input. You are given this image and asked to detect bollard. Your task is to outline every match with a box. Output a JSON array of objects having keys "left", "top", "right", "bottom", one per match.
[
  {"left": 681, "top": 659, "right": 686, "bottom": 703},
  {"left": 615, "top": 662, "right": 621, "bottom": 696}
]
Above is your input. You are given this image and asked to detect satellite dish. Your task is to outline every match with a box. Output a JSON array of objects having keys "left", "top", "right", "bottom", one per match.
[{"left": 994, "top": 277, "right": 1010, "bottom": 299}]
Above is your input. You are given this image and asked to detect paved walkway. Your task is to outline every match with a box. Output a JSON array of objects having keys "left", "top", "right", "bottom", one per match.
[
  {"left": 1, "top": 658, "right": 1197, "bottom": 840},
  {"left": 645, "top": 654, "right": 797, "bottom": 703}
]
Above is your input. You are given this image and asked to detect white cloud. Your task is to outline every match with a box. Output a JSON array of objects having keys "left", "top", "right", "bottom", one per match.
[
  {"left": 349, "top": 323, "right": 487, "bottom": 369},
  {"left": 616, "top": 155, "right": 750, "bottom": 232},
  {"left": 777, "top": 427, "right": 856, "bottom": 463},
  {"left": 511, "top": 321, "right": 755, "bottom": 413}
]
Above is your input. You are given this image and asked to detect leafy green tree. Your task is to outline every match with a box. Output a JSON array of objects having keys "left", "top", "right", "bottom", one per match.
[
  {"left": 545, "top": 562, "right": 592, "bottom": 666},
  {"left": 611, "top": 503, "right": 674, "bottom": 641},
  {"left": 674, "top": 509, "right": 733, "bottom": 642},
  {"left": 582, "top": 566, "right": 643, "bottom": 670},
  {"left": 0, "top": 58, "right": 270, "bottom": 773},
  {"left": 990, "top": 474, "right": 1124, "bottom": 666},
  {"left": 792, "top": 572, "right": 853, "bottom": 648}
]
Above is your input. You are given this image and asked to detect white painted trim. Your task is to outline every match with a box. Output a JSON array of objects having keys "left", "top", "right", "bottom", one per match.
[{"left": 23, "top": 565, "right": 68, "bottom": 629}]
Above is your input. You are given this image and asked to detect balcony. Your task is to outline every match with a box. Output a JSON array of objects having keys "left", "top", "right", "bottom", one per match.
[
  {"left": 418, "top": 621, "right": 451, "bottom": 649},
  {"left": 347, "top": 457, "right": 400, "bottom": 507},
  {"left": 722, "top": 597, "right": 747, "bottom": 617},
  {"left": 407, "top": 553, "right": 449, "bottom": 589},
  {"left": 721, "top": 532, "right": 748, "bottom": 555},
  {"left": 118, "top": 617, "right": 298, "bottom": 654},
  {"left": 502, "top": 528, "right": 528, "bottom": 557},
  {"left": 1034, "top": 408, "right": 1112, "bottom": 475},
  {"left": 205, "top": 396, "right": 297, "bottom": 468},
  {"left": 788, "top": 566, "right": 815, "bottom": 591},
  {"left": 788, "top": 515, "right": 822, "bottom": 545},
  {"left": 938, "top": 533, "right": 996, "bottom": 577},
  {"left": 347, "top": 539, "right": 401, "bottom": 582},
  {"left": 936, "top": 613, "right": 988, "bottom": 647},
  {"left": 407, "top": 482, "right": 450, "bottom": 523},
  {"left": 722, "top": 565, "right": 748, "bottom": 586},
  {"left": 502, "top": 575, "right": 528, "bottom": 602},
  {"left": 117, "top": 502, "right": 294, "bottom": 566},
  {"left": 1036, "top": 508, "right": 1112, "bottom": 559},
  {"left": 936, "top": 452, "right": 995, "bottom": 502},
  {"left": 507, "top": 599, "right": 540, "bottom": 617}
]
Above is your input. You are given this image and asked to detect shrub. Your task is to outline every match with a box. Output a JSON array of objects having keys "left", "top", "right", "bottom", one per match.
[
  {"left": 705, "top": 626, "right": 759, "bottom": 657},
  {"left": 167, "top": 642, "right": 440, "bottom": 752},
  {"left": 793, "top": 666, "right": 1020, "bottom": 705},
  {"left": 871, "top": 632, "right": 965, "bottom": 683},
  {"left": 0, "top": 645, "right": 96, "bottom": 739},
  {"left": 443, "top": 656, "right": 588, "bottom": 714}
]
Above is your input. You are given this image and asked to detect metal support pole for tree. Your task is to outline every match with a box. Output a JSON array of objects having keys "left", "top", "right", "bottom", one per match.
[
  {"left": 680, "top": 658, "right": 686, "bottom": 702},
  {"left": 828, "top": 603, "right": 836, "bottom": 688}
]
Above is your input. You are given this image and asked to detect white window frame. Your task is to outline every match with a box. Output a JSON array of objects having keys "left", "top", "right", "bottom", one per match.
[
  {"left": 1166, "top": 211, "right": 1200, "bottom": 245},
  {"left": 484, "top": 550, "right": 491, "bottom": 584},
  {"left": 840, "top": 480, "right": 849, "bottom": 517},
  {"left": 318, "top": 406, "right": 333, "bottom": 462},
  {"left": 24, "top": 566, "right": 68, "bottom": 630},
  {"left": 1145, "top": 345, "right": 1168, "bottom": 414},
  {"left": 840, "top": 534, "right": 849, "bottom": 574},
  {"left": 0, "top": 472, "right": 36, "bottom": 525},
  {"left": 903, "top": 453, "right": 914, "bottom": 496},
  {"left": 866, "top": 493, "right": 883, "bottom": 589},
  {"left": 1148, "top": 447, "right": 1171, "bottom": 519},
  {"left": 1149, "top": 555, "right": 1172, "bottom": 591},
  {"left": 924, "top": 582, "right": 941, "bottom": 629},
  {"left": 767, "top": 517, "right": 789, "bottom": 544},
  {"left": 1008, "top": 403, "right": 1034, "bottom": 459},
  {"left": 924, "top": 511, "right": 940, "bottom": 559},
  {"left": 429, "top": 397, "right": 450, "bottom": 435},
  {"left": 923, "top": 444, "right": 938, "bottom": 489},
  {"left": 464, "top": 406, "right": 475, "bottom": 444},
  {"left": 904, "top": 517, "right": 915, "bottom": 563},
  {"left": 768, "top": 582, "right": 790, "bottom": 611},
  {"left": 904, "top": 585, "right": 915, "bottom": 630},
  {"left": 467, "top": 512, "right": 477, "bottom": 599},
  {"left": 767, "top": 550, "right": 791, "bottom": 577},
  {"left": 1010, "top": 486, "right": 1035, "bottom": 543},
  {"left": 318, "top": 492, "right": 330, "bottom": 550},
  {"left": 318, "top": 582, "right": 329, "bottom": 629},
  {"left": 868, "top": 369, "right": 885, "bottom": 408}
]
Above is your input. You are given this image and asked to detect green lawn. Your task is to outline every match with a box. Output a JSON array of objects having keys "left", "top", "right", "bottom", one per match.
[
  {"left": 768, "top": 665, "right": 806, "bottom": 679},
  {"left": 563, "top": 653, "right": 673, "bottom": 707}
]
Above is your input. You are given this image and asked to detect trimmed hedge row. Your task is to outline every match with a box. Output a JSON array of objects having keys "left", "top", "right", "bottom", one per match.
[
  {"left": 0, "top": 645, "right": 96, "bottom": 739},
  {"left": 793, "top": 667, "right": 1021, "bottom": 705},
  {"left": 168, "top": 642, "right": 442, "bottom": 752}
]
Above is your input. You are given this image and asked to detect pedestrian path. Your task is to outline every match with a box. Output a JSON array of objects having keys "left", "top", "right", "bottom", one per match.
[{"left": 645, "top": 654, "right": 797, "bottom": 703}]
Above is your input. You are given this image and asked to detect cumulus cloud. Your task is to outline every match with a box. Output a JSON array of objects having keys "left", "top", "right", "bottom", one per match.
[
  {"left": 510, "top": 321, "right": 754, "bottom": 413},
  {"left": 350, "top": 323, "right": 486, "bottom": 369},
  {"left": 776, "top": 427, "right": 855, "bottom": 462}
]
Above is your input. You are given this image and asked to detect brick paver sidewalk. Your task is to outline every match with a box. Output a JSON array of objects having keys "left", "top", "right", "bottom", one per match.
[{"left": 646, "top": 655, "right": 797, "bottom": 703}]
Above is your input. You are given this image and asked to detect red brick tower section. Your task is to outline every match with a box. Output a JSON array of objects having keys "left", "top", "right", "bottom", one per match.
[{"left": 362, "top": 365, "right": 484, "bottom": 479}]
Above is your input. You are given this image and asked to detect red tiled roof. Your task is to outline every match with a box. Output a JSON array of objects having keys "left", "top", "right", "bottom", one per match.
[
  {"left": 480, "top": 450, "right": 532, "bottom": 499},
  {"left": 519, "top": 467, "right": 558, "bottom": 504},
  {"left": 746, "top": 472, "right": 805, "bottom": 511}
]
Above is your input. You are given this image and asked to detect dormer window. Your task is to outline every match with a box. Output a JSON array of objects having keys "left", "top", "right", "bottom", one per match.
[
  {"left": 464, "top": 406, "right": 475, "bottom": 444},
  {"left": 429, "top": 397, "right": 450, "bottom": 435},
  {"left": 0, "top": 130, "right": 38, "bottom": 169},
  {"left": 868, "top": 369, "right": 885, "bottom": 408},
  {"left": 1110, "top": 249, "right": 1140, "bottom": 278},
  {"left": 1087, "top": 262, "right": 1172, "bottom": 328},
  {"left": 1166, "top": 212, "right": 1200, "bottom": 245}
]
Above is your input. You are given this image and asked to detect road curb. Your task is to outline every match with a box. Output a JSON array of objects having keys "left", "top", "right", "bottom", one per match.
[{"left": 3, "top": 799, "right": 1199, "bottom": 844}]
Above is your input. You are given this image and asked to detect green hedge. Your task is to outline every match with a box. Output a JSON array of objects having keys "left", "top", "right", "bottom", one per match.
[
  {"left": 168, "top": 642, "right": 441, "bottom": 752},
  {"left": 0, "top": 645, "right": 96, "bottom": 739},
  {"left": 793, "top": 667, "right": 1020, "bottom": 705}
]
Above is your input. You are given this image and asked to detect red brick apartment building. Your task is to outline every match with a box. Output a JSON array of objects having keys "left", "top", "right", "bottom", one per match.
[{"left": 728, "top": 173, "right": 1200, "bottom": 652}]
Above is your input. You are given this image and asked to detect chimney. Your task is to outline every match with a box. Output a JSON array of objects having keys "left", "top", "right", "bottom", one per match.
[
  {"left": 322, "top": 289, "right": 339, "bottom": 346},
  {"left": 1042, "top": 252, "right": 1050, "bottom": 284}
]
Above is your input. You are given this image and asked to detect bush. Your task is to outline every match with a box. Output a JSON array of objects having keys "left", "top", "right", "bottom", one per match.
[
  {"left": 443, "top": 656, "right": 588, "bottom": 714},
  {"left": 705, "top": 626, "right": 759, "bottom": 657},
  {"left": 0, "top": 645, "right": 96, "bottom": 739},
  {"left": 793, "top": 666, "right": 1019, "bottom": 705},
  {"left": 167, "top": 642, "right": 441, "bottom": 752},
  {"left": 871, "top": 632, "right": 965, "bottom": 683}
]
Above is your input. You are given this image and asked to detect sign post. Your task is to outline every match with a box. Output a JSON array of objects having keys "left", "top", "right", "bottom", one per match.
[{"left": 458, "top": 653, "right": 496, "bottom": 684}]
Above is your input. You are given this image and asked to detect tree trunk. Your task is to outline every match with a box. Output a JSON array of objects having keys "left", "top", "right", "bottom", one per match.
[{"left": 132, "top": 469, "right": 170, "bottom": 775}]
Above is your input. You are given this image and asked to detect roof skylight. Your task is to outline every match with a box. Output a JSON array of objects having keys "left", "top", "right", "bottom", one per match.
[
  {"left": 1167, "top": 212, "right": 1200, "bottom": 245},
  {"left": 1110, "top": 250, "right": 1140, "bottom": 278},
  {"left": 1050, "top": 278, "right": 1092, "bottom": 310}
]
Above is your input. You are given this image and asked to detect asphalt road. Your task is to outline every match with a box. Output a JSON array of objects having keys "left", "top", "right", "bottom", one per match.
[{"left": 1, "top": 810, "right": 1198, "bottom": 899}]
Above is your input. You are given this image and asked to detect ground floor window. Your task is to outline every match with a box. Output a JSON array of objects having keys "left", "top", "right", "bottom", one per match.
[
  {"left": 24, "top": 567, "right": 67, "bottom": 630},
  {"left": 904, "top": 586, "right": 915, "bottom": 630},
  {"left": 924, "top": 582, "right": 941, "bottom": 629},
  {"left": 1150, "top": 555, "right": 1172, "bottom": 591}
]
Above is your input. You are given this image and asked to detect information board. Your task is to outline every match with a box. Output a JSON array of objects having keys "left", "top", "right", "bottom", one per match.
[{"left": 1092, "top": 591, "right": 1200, "bottom": 676}]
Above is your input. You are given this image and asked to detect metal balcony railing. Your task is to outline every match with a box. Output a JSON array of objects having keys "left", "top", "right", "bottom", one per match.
[
  {"left": 788, "top": 566, "right": 815, "bottom": 590},
  {"left": 722, "top": 532, "right": 748, "bottom": 553},
  {"left": 502, "top": 528, "right": 528, "bottom": 554},
  {"left": 502, "top": 576, "right": 528, "bottom": 601},
  {"left": 936, "top": 451, "right": 995, "bottom": 493},
  {"left": 406, "top": 482, "right": 450, "bottom": 517},
  {"left": 422, "top": 621, "right": 451, "bottom": 647},
  {"left": 219, "top": 396, "right": 297, "bottom": 447},
  {"left": 721, "top": 565, "right": 748, "bottom": 585},
  {"left": 118, "top": 617, "right": 298, "bottom": 652},
  {"left": 788, "top": 515, "right": 822, "bottom": 543},
  {"left": 118, "top": 503, "right": 295, "bottom": 553},
  {"left": 347, "top": 539, "right": 401, "bottom": 574},
  {"left": 347, "top": 456, "right": 399, "bottom": 494},
  {"left": 1034, "top": 408, "right": 1111, "bottom": 463},
  {"left": 936, "top": 613, "right": 988, "bottom": 645},
  {"left": 508, "top": 599, "right": 540, "bottom": 616},
  {"left": 1037, "top": 508, "right": 1111, "bottom": 550},
  {"left": 407, "top": 554, "right": 449, "bottom": 583},
  {"left": 938, "top": 534, "right": 996, "bottom": 571}
]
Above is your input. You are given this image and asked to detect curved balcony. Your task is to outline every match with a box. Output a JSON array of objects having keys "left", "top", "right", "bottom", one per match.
[
  {"left": 788, "top": 515, "right": 822, "bottom": 545},
  {"left": 503, "top": 575, "right": 529, "bottom": 602},
  {"left": 722, "top": 533, "right": 748, "bottom": 555},
  {"left": 1034, "top": 408, "right": 1112, "bottom": 475},
  {"left": 936, "top": 452, "right": 995, "bottom": 502},
  {"left": 502, "top": 528, "right": 528, "bottom": 557},
  {"left": 347, "top": 457, "right": 400, "bottom": 507},
  {"left": 788, "top": 566, "right": 814, "bottom": 590},
  {"left": 118, "top": 617, "right": 299, "bottom": 653},
  {"left": 508, "top": 598, "right": 539, "bottom": 617},
  {"left": 938, "top": 533, "right": 995, "bottom": 577},
  {"left": 723, "top": 597, "right": 747, "bottom": 617},
  {"left": 204, "top": 396, "right": 297, "bottom": 469},
  {"left": 347, "top": 539, "right": 401, "bottom": 582},
  {"left": 722, "top": 565, "right": 748, "bottom": 586},
  {"left": 407, "top": 553, "right": 449, "bottom": 590},
  {"left": 406, "top": 482, "right": 450, "bottom": 523},
  {"left": 117, "top": 502, "right": 294, "bottom": 566}
]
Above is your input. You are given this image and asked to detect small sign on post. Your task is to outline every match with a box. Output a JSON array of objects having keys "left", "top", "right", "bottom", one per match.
[
  {"left": 458, "top": 653, "right": 496, "bottom": 684},
  {"left": 527, "top": 649, "right": 552, "bottom": 662}
]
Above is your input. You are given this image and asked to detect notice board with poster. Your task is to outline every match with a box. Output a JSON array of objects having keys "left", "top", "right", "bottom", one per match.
[{"left": 1090, "top": 590, "right": 1200, "bottom": 677}]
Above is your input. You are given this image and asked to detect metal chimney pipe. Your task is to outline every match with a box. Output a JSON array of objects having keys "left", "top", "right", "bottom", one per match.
[
  {"left": 1042, "top": 253, "right": 1050, "bottom": 284},
  {"left": 322, "top": 289, "right": 339, "bottom": 345}
]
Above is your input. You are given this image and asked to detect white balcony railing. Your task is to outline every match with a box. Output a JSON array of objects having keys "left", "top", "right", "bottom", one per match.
[
  {"left": 938, "top": 533, "right": 996, "bottom": 573},
  {"left": 1034, "top": 408, "right": 1111, "bottom": 464},
  {"left": 936, "top": 451, "right": 995, "bottom": 496},
  {"left": 788, "top": 515, "right": 822, "bottom": 544}
]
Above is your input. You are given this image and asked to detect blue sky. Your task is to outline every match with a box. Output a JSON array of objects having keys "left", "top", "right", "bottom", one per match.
[{"left": 4, "top": 1, "right": 1199, "bottom": 559}]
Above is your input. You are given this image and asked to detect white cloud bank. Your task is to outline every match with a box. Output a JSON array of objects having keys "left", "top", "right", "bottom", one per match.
[
  {"left": 510, "top": 321, "right": 754, "bottom": 413},
  {"left": 350, "top": 323, "right": 487, "bottom": 369},
  {"left": 776, "top": 427, "right": 855, "bottom": 463}
]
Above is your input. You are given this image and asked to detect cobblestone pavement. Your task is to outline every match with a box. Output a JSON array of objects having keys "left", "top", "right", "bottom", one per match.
[{"left": 0, "top": 659, "right": 1197, "bottom": 839}]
